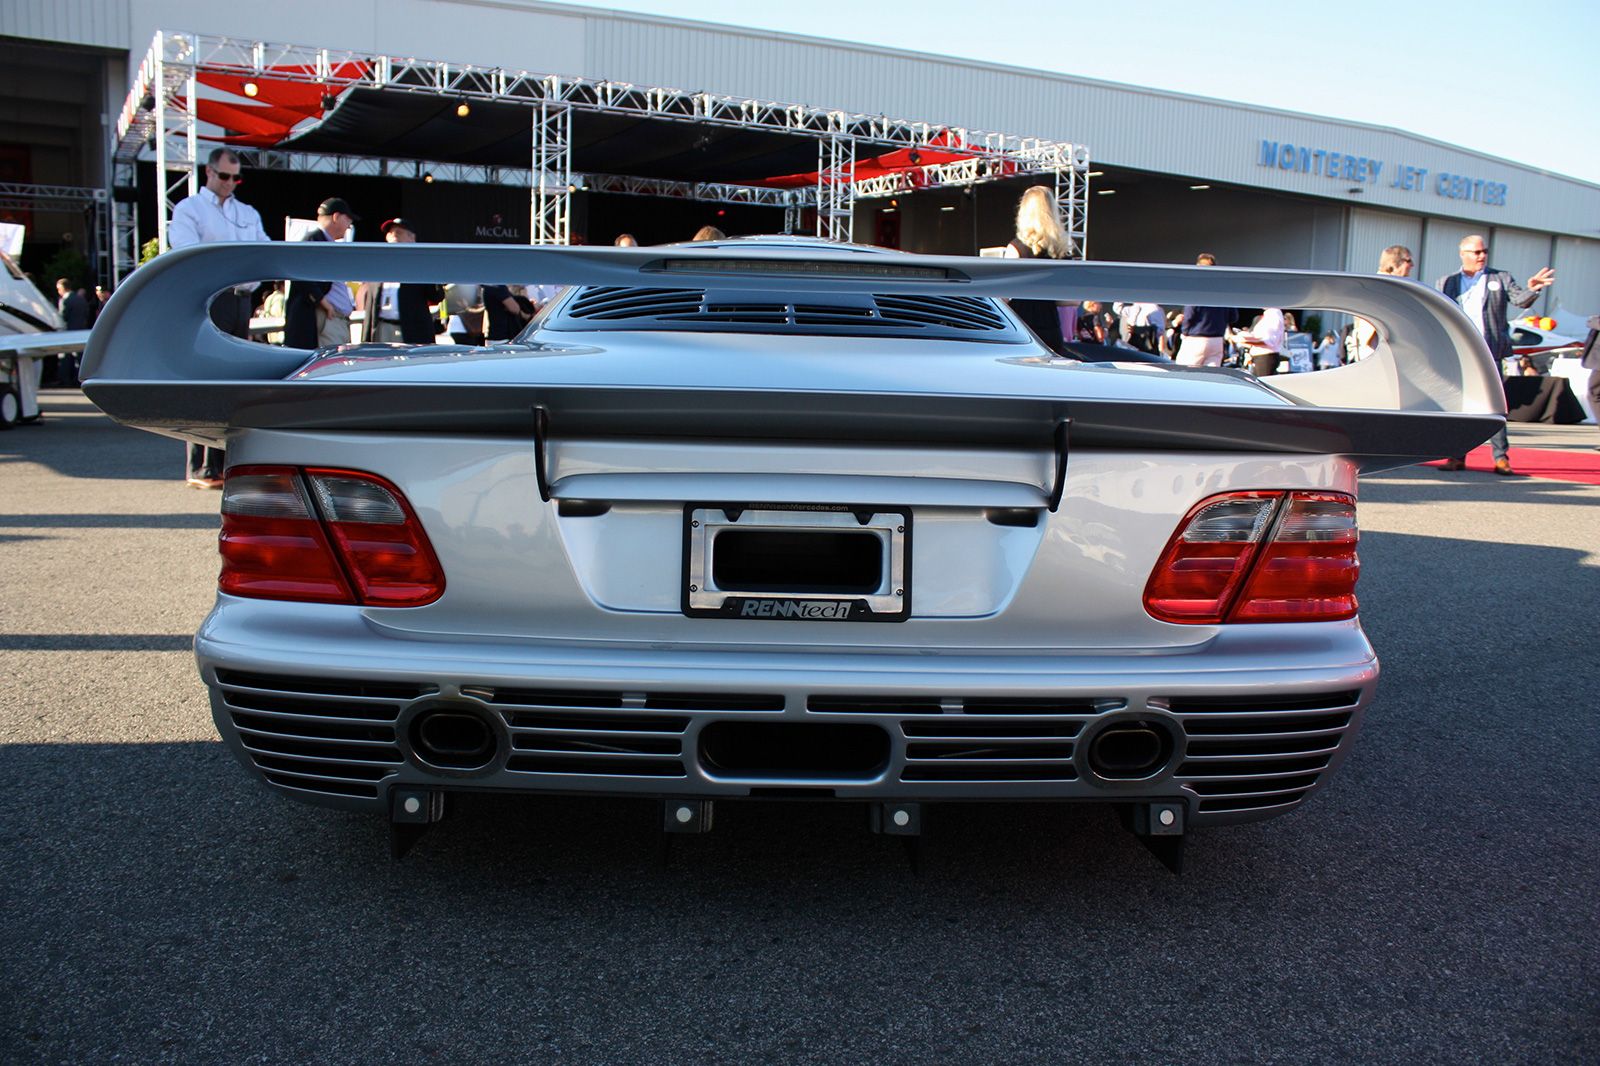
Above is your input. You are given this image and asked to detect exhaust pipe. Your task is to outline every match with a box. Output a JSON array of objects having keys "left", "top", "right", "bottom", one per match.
[
  {"left": 410, "top": 708, "right": 498, "bottom": 771},
  {"left": 1086, "top": 720, "right": 1173, "bottom": 780}
]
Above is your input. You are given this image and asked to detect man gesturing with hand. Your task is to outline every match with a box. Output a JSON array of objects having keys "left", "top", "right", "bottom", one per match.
[{"left": 1436, "top": 234, "right": 1554, "bottom": 475}]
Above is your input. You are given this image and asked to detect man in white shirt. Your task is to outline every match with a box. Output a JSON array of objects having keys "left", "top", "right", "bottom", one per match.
[
  {"left": 166, "top": 147, "right": 270, "bottom": 488},
  {"left": 167, "top": 147, "right": 270, "bottom": 339},
  {"left": 1229, "top": 307, "right": 1288, "bottom": 376},
  {"left": 1119, "top": 301, "right": 1164, "bottom": 354}
]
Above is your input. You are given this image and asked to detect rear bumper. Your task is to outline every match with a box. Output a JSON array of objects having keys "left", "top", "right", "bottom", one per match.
[{"left": 198, "top": 601, "right": 1378, "bottom": 828}]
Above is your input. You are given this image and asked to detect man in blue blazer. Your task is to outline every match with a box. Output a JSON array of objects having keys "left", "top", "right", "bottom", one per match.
[
  {"left": 284, "top": 198, "right": 358, "bottom": 350},
  {"left": 1436, "top": 234, "right": 1554, "bottom": 474}
]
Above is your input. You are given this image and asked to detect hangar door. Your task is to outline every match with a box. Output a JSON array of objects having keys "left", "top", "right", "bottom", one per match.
[
  {"left": 1552, "top": 237, "right": 1600, "bottom": 319},
  {"left": 1346, "top": 209, "right": 1421, "bottom": 275}
]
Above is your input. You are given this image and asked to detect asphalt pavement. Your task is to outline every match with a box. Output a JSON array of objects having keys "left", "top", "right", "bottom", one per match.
[{"left": 2, "top": 392, "right": 1597, "bottom": 1063}]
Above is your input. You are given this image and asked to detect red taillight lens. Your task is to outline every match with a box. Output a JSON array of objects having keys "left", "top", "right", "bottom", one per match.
[
  {"left": 304, "top": 469, "right": 446, "bottom": 607},
  {"left": 218, "top": 466, "right": 444, "bottom": 607},
  {"left": 220, "top": 467, "right": 353, "bottom": 603},
  {"left": 1143, "top": 490, "right": 1359, "bottom": 625},
  {"left": 1229, "top": 493, "right": 1358, "bottom": 622}
]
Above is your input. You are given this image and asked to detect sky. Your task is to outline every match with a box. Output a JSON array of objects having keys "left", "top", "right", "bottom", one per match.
[{"left": 546, "top": 0, "right": 1600, "bottom": 184}]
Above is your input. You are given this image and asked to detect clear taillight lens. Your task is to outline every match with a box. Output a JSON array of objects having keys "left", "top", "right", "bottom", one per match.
[
  {"left": 218, "top": 466, "right": 444, "bottom": 607},
  {"left": 1143, "top": 490, "right": 1359, "bottom": 624}
]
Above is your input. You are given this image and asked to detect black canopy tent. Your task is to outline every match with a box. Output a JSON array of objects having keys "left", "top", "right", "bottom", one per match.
[{"left": 284, "top": 89, "right": 825, "bottom": 182}]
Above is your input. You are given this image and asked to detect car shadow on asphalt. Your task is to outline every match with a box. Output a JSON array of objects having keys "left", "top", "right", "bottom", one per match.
[
  {"left": 1, "top": 393, "right": 186, "bottom": 482},
  {"left": 0, "top": 738, "right": 1263, "bottom": 895}
]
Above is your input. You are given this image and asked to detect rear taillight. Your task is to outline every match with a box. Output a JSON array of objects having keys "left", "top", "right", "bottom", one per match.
[
  {"left": 219, "top": 466, "right": 444, "bottom": 607},
  {"left": 1143, "top": 490, "right": 1358, "bottom": 624}
]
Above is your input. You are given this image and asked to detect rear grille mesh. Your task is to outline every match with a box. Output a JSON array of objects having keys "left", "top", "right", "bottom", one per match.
[
  {"left": 213, "top": 670, "right": 1362, "bottom": 807},
  {"left": 809, "top": 696, "right": 1108, "bottom": 716},
  {"left": 475, "top": 686, "right": 782, "bottom": 779},
  {"left": 504, "top": 706, "right": 688, "bottom": 778},
  {"left": 1165, "top": 690, "right": 1360, "bottom": 814},
  {"left": 215, "top": 671, "right": 424, "bottom": 799},
  {"left": 900, "top": 726, "right": 1081, "bottom": 780}
]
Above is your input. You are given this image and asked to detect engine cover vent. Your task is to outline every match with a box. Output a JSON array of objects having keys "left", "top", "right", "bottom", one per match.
[{"left": 554, "top": 286, "right": 1019, "bottom": 339}]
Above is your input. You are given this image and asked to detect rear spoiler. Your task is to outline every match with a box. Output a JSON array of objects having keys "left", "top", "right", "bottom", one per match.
[{"left": 81, "top": 243, "right": 1502, "bottom": 470}]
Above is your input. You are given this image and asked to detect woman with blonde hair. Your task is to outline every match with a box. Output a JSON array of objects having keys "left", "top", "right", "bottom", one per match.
[{"left": 1001, "top": 185, "right": 1075, "bottom": 353}]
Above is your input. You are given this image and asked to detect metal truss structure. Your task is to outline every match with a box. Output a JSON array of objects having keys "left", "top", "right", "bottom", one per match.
[
  {"left": 0, "top": 183, "right": 114, "bottom": 287},
  {"left": 531, "top": 102, "right": 573, "bottom": 246},
  {"left": 575, "top": 174, "right": 799, "bottom": 209},
  {"left": 115, "top": 30, "right": 1088, "bottom": 264},
  {"left": 816, "top": 136, "right": 858, "bottom": 244}
]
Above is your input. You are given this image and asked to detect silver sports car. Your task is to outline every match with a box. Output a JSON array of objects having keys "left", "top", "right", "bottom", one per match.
[{"left": 82, "top": 237, "right": 1502, "bottom": 866}]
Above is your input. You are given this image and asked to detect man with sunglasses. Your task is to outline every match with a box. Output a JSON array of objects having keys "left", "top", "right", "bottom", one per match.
[
  {"left": 169, "top": 148, "right": 269, "bottom": 338},
  {"left": 1436, "top": 235, "right": 1555, "bottom": 474},
  {"left": 168, "top": 147, "right": 270, "bottom": 487}
]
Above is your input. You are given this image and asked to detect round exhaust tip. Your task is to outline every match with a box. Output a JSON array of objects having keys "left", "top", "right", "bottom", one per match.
[
  {"left": 1086, "top": 720, "right": 1175, "bottom": 781},
  {"left": 410, "top": 709, "right": 498, "bottom": 771}
]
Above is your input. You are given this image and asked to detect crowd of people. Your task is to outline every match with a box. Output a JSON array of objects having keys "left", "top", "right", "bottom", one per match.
[
  {"left": 999, "top": 192, "right": 1316, "bottom": 374},
  {"left": 30, "top": 150, "right": 1587, "bottom": 484},
  {"left": 37, "top": 278, "right": 112, "bottom": 387}
]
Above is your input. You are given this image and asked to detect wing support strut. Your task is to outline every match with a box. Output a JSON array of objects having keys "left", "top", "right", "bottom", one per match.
[
  {"left": 1048, "top": 418, "right": 1071, "bottom": 512},
  {"left": 533, "top": 405, "right": 552, "bottom": 502}
]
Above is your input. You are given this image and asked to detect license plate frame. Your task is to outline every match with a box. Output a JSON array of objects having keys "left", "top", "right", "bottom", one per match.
[{"left": 682, "top": 503, "right": 911, "bottom": 622}]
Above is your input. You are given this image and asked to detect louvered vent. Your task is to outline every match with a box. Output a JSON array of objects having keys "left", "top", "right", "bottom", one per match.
[
  {"left": 874, "top": 294, "right": 1007, "bottom": 331},
  {"left": 900, "top": 718, "right": 1082, "bottom": 782},
  {"left": 558, "top": 287, "right": 1011, "bottom": 334},
  {"left": 214, "top": 670, "right": 426, "bottom": 799},
  {"left": 1165, "top": 690, "right": 1361, "bottom": 814}
]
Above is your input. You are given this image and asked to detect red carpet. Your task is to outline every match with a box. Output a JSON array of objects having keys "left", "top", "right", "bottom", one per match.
[{"left": 1422, "top": 445, "right": 1600, "bottom": 485}]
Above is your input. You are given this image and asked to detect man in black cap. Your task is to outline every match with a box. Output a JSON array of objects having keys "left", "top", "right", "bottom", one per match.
[
  {"left": 356, "top": 218, "right": 442, "bottom": 345},
  {"left": 284, "top": 197, "right": 358, "bottom": 350}
]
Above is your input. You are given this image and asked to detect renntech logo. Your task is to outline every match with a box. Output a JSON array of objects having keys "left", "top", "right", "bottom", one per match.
[{"left": 737, "top": 599, "right": 854, "bottom": 620}]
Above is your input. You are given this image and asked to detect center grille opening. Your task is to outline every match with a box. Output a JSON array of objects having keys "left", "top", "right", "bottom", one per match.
[
  {"left": 712, "top": 530, "right": 883, "bottom": 594},
  {"left": 699, "top": 721, "right": 889, "bottom": 779}
]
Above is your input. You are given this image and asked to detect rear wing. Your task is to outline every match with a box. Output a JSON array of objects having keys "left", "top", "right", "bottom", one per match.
[{"left": 81, "top": 243, "right": 1502, "bottom": 469}]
